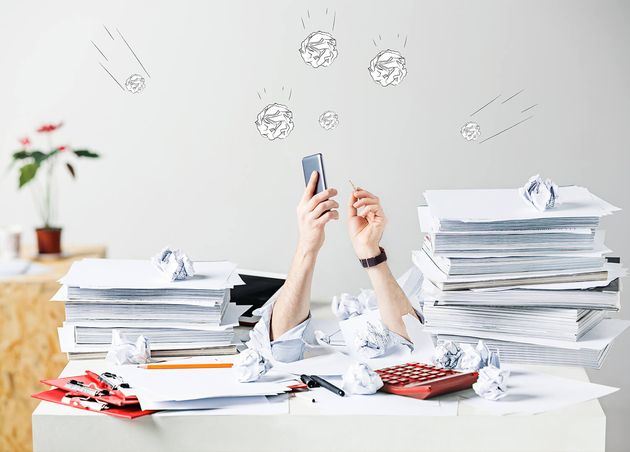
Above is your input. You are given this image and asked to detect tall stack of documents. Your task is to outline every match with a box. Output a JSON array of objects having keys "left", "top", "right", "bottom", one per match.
[
  {"left": 416, "top": 186, "right": 627, "bottom": 368},
  {"left": 54, "top": 259, "right": 247, "bottom": 360}
]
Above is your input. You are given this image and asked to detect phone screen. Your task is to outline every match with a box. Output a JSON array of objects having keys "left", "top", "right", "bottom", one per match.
[{"left": 302, "top": 153, "right": 328, "bottom": 194}]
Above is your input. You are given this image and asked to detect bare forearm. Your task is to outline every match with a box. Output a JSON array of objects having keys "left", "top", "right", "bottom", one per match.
[
  {"left": 270, "top": 245, "right": 317, "bottom": 340},
  {"left": 366, "top": 263, "right": 417, "bottom": 340}
]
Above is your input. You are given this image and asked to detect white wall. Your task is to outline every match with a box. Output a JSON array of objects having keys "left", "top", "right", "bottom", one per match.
[{"left": 1, "top": 1, "right": 629, "bottom": 449}]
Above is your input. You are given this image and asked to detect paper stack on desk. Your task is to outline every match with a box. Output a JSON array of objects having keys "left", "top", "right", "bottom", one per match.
[
  {"left": 53, "top": 259, "right": 248, "bottom": 360},
  {"left": 416, "top": 186, "right": 628, "bottom": 368}
]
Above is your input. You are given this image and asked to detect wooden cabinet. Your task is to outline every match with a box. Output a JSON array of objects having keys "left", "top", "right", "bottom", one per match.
[{"left": 0, "top": 246, "right": 106, "bottom": 452}]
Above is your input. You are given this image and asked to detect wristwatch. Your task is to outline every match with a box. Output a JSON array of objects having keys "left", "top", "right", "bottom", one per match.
[{"left": 359, "top": 247, "right": 387, "bottom": 268}]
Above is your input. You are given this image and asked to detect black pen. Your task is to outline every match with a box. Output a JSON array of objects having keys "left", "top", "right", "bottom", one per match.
[
  {"left": 300, "top": 374, "right": 318, "bottom": 388},
  {"left": 309, "top": 375, "right": 345, "bottom": 397}
]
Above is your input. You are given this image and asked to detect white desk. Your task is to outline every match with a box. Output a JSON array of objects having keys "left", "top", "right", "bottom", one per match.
[{"left": 32, "top": 359, "right": 606, "bottom": 452}]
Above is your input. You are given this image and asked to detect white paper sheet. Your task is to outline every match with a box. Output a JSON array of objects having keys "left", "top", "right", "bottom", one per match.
[
  {"left": 460, "top": 365, "right": 618, "bottom": 415},
  {"left": 141, "top": 395, "right": 265, "bottom": 411},
  {"left": 61, "top": 303, "right": 250, "bottom": 331},
  {"left": 424, "top": 186, "right": 619, "bottom": 223},
  {"left": 403, "top": 314, "right": 435, "bottom": 362},
  {"left": 148, "top": 394, "right": 289, "bottom": 415},
  {"left": 297, "top": 377, "right": 458, "bottom": 416},
  {"left": 274, "top": 352, "right": 354, "bottom": 376},
  {"left": 425, "top": 318, "right": 630, "bottom": 351},
  {"left": 51, "top": 285, "right": 223, "bottom": 306},
  {"left": 113, "top": 356, "right": 296, "bottom": 403},
  {"left": 60, "top": 259, "right": 243, "bottom": 290}
]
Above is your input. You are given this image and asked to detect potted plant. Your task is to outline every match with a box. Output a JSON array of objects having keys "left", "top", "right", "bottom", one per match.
[{"left": 10, "top": 122, "right": 100, "bottom": 255}]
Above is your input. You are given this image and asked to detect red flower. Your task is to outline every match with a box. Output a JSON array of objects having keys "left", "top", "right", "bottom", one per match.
[
  {"left": 19, "top": 137, "right": 31, "bottom": 146},
  {"left": 37, "top": 122, "right": 64, "bottom": 133},
  {"left": 58, "top": 145, "right": 68, "bottom": 152}
]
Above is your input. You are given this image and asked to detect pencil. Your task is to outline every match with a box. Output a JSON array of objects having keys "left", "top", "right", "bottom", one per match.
[
  {"left": 139, "top": 363, "right": 234, "bottom": 370},
  {"left": 349, "top": 180, "right": 358, "bottom": 191}
]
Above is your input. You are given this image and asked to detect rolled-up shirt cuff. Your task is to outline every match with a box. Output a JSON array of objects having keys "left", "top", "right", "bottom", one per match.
[
  {"left": 389, "top": 307, "right": 425, "bottom": 351},
  {"left": 246, "top": 296, "right": 312, "bottom": 363}
]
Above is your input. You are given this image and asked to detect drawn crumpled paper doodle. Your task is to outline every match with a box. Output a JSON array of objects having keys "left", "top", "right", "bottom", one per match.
[
  {"left": 255, "top": 103, "right": 295, "bottom": 140},
  {"left": 460, "top": 121, "right": 481, "bottom": 141},
  {"left": 368, "top": 49, "right": 407, "bottom": 87},
  {"left": 319, "top": 110, "right": 339, "bottom": 130},
  {"left": 124, "top": 74, "right": 146, "bottom": 94},
  {"left": 299, "top": 31, "right": 338, "bottom": 68}
]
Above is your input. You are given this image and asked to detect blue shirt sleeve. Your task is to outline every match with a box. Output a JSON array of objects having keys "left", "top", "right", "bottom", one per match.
[{"left": 246, "top": 297, "right": 313, "bottom": 363}]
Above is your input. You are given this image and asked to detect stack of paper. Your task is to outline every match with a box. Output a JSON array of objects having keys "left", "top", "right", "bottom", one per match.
[
  {"left": 416, "top": 186, "right": 628, "bottom": 368},
  {"left": 54, "top": 259, "right": 248, "bottom": 360}
]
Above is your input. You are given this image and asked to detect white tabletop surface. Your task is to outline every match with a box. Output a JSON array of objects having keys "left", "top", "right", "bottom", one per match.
[{"left": 32, "top": 358, "right": 606, "bottom": 452}]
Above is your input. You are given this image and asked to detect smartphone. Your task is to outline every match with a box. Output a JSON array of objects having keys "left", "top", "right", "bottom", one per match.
[{"left": 302, "top": 153, "right": 328, "bottom": 194}]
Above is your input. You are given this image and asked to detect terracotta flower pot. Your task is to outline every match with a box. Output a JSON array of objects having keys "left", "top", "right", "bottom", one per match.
[{"left": 36, "top": 227, "right": 62, "bottom": 255}]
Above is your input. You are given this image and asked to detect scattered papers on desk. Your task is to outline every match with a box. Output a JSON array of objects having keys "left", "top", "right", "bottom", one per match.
[
  {"left": 143, "top": 394, "right": 289, "bottom": 415},
  {"left": 461, "top": 365, "right": 618, "bottom": 415},
  {"left": 275, "top": 352, "right": 353, "bottom": 376},
  {"left": 296, "top": 377, "right": 458, "bottom": 416},
  {"left": 113, "top": 356, "right": 296, "bottom": 408}
]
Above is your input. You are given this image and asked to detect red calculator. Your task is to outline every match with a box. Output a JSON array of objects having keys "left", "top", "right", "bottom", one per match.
[{"left": 375, "top": 362, "right": 478, "bottom": 400}]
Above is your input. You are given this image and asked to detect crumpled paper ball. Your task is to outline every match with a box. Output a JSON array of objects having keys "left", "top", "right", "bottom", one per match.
[
  {"left": 458, "top": 340, "right": 491, "bottom": 372},
  {"left": 520, "top": 174, "right": 559, "bottom": 211},
  {"left": 354, "top": 320, "right": 391, "bottom": 359},
  {"left": 106, "top": 330, "right": 152, "bottom": 365},
  {"left": 487, "top": 350, "right": 501, "bottom": 368},
  {"left": 152, "top": 247, "right": 195, "bottom": 281},
  {"left": 299, "top": 31, "right": 338, "bottom": 68},
  {"left": 342, "top": 362, "right": 384, "bottom": 395},
  {"left": 125, "top": 74, "right": 146, "bottom": 94},
  {"left": 358, "top": 289, "right": 377, "bottom": 310},
  {"left": 332, "top": 293, "right": 366, "bottom": 320},
  {"left": 314, "top": 329, "right": 333, "bottom": 345},
  {"left": 368, "top": 49, "right": 407, "bottom": 87},
  {"left": 235, "top": 348, "right": 272, "bottom": 383},
  {"left": 255, "top": 103, "right": 295, "bottom": 140},
  {"left": 433, "top": 340, "right": 462, "bottom": 370},
  {"left": 314, "top": 329, "right": 344, "bottom": 346},
  {"left": 319, "top": 110, "right": 339, "bottom": 130},
  {"left": 472, "top": 365, "right": 510, "bottom": 401},
  {"left": 460, "top": 121, "right": 481, "bottom": 141}
]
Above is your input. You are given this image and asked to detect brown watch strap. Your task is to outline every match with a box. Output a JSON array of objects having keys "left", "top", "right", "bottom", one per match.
[{"left": 359, "top": 247, "right": 387, "bottom": 268}]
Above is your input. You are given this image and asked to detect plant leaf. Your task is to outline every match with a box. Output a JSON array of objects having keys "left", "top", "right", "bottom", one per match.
[
  {"left": 12, "top": 150, "right": 30, "bottom": 160},
  {"left": 18, "top": 162, "right": 39, "bottom": 188},
  {"left": 73, "top": 149, "right": 100, "bottom": 158},
  {"left": 32, "top": 151, "right": 49, "bottom": 163},
  {"left": 66, "top": 162, "right": 76, "bottom": 178},
  {"left": 11, "top": 150, "right": 48, "bottom": 163}
]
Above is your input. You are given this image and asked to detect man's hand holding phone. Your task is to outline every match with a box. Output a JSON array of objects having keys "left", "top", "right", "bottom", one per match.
[{"left": 296, "top": 171, "right": 339, "bottom": 256}]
